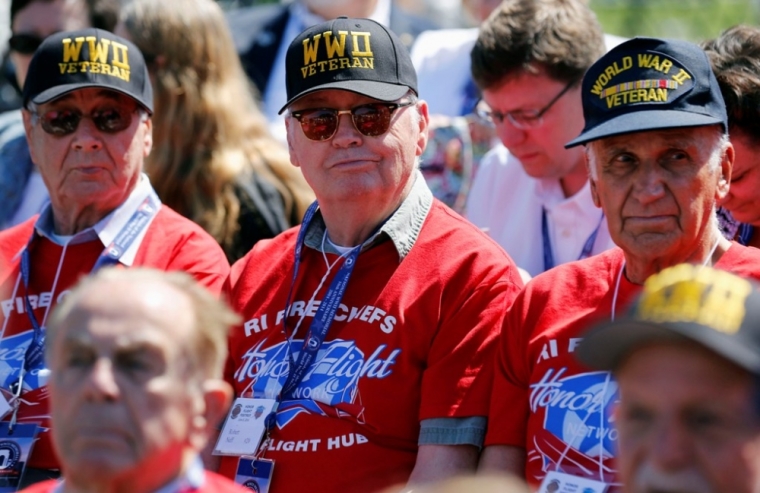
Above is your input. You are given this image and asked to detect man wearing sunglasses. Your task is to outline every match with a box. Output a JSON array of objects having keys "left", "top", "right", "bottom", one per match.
[
  {"left": 0, "top": 28, "right": 229, "bottom": 487},
  {"left": 466, "top": 0, "right": 617, "bottom": 278},
  {"left": 1, "top": 0, "right": 119, "bottom": 231},
  {"left": 217, "top": 16, "right": 524, "bottom": 493}
]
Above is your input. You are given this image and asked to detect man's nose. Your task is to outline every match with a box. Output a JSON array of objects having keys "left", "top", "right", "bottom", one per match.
[
  {"left": 71, "top": 117, "right": 104, "bottom": 152},
  {"left": 331, "top": 113, "right": 362, "bottom": 148},
  {"left": 83, "top": 358, "right": 120, "bottom": 402}
]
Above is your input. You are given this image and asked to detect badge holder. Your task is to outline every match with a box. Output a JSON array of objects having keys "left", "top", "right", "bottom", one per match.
[
  {"left": 213, "top": 397, "right": 278, "bottom": 456},
  {"left": 0, "top": 421, "right": 39, "bottom": 492},
  {"left": 537, "top": 471, "right": 609, "bottom": 493},
  {"left": 235, "top": 454, "right": 275, "bottom": 493}
]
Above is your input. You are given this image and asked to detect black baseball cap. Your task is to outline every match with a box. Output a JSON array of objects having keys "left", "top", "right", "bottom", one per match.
[
  {"left": 577, "top": 264, "right": 760, "bottom": 375},
  {"left": 566, "top": 37, "right": 727, "bottom": 147},
  {"left": 278, "top": 16, "right": 417, "bottom": 114},
  {"left": 23, "top": 28, "right": 153, "bottom": 114}
]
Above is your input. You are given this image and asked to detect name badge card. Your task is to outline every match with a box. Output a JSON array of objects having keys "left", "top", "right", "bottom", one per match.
[
  {"left": 214, "top": 397, "right": 277, "bottom": 456},
  {"left": 0, "top": 423, "right": 39, "bottom": 492},
  {"left": 537, "top": 471, "right": 609, "bottom": 493},
  {"left": 235, "top": 457, "right": 274, "bottom": 493}
]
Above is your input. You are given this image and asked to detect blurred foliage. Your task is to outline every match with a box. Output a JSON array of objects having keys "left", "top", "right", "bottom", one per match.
[{"left": 590, "top": 0, "right": 759, "bottom": 42}]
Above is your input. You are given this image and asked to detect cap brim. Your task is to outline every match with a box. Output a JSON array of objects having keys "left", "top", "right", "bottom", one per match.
[
  {"left": 577, "top": 319, "right": 760, "bottom": 374},
  {"left": 30, "top": 83, "right": 154, "bottom": 114},
  {"left": 565, "top": 109, "right": 725, "bottom": 148},
  {"left": 278, "top": 80, "right": 411, "bottom": 114}
]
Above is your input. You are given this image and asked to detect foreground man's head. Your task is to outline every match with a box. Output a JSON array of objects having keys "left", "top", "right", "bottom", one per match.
[
  {"left": 579, "top": 264, "right": 760, "bottom": 493},
  {"left": 45, "top": 268, "right": 239, "bottom": 492}
]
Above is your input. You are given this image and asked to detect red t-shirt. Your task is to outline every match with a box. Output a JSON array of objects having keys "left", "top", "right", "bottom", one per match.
[
  {"left": 221, "top": 201, "right": 523, "bottom": 493},
  {"left": 0, "top": 208, "right": 230, "bottom": 470},
  {"left": 20, "top": 471, "right": 250, "bottom": 492},
  {"left": 487, "top": 244, "right": 760, "bottom": 488}
]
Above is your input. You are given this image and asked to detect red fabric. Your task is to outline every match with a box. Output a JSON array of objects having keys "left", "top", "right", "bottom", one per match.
[
  {"left": 20, "top": 471, "right": 250, "bottom": 492},
  {"left": 220, "top": 201, "right": 523, "bottom": 493},
  {"left": 0, "top": 208, "right": 230, "bottom": 470},
  {"left": 487, "top": 244, "right": 760, "bottom": 488}
]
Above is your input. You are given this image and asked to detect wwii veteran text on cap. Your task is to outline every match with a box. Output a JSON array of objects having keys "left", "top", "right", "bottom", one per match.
[
  {"left": 278, "top": 16, "right": 417, "bottom": 114},
  {"left": 23, "top": 28, "right": 153, "bottom": 114},
  {"left": 566, "top": 37, "right": 727, "bottom": 147}
]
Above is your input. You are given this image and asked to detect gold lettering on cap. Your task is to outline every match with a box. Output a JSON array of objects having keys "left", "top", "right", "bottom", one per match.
[
  {"left": 57, "top": 36, "right": 131, "bottom": 81},
  {"left": 62, "top": 37, "right": 86, "bottom": 62},
  {"left": 590, "top": 56, "right": 633, "bottom": 96},
  {"left": 323, "top": 31, "right": 347, "bottom": 59},
  {"left": 350, "top": 31, "right": 372, "bottom": 57},
  {"left": 302, "top": 34, "right": 322, "bottom": 66},
  {"left": 86, "top": 36, "right": 110, "bottom": 63},
  {"left": 672, "top": 68, "right": 692, "bottom": 86},
  {"left": 110, "top": 41, "right": 130, "bottom": 70},
  {"left": 638, "top": 264, "right": 752, "bottom": 334}
]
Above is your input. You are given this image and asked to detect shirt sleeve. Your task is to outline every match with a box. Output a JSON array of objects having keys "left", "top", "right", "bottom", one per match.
[
  {"left": 419, "top": 274, "right": 522, "bottom": 422},
  {"left": 485, "top": 288, "right": 532, "bottom": 447},
  {"left": 418, "top": 416, "right": 487, "bottom": 447}
]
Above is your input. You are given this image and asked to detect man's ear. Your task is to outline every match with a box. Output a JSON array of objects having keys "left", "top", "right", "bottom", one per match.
[
  {"left": 414, "top": 100, "right": 430, "bottom": 157},
  {"left": 142, "top": 116, "right": 153, "bottom": 158},
  {"left": 285, "top": 115, "right": 300, "bottom": 168},
  {"left": 21, "top": 109, "right": 38, "bottom": 164},
  {"left": 716, "top": 140, "right": 734, "bottom": 203},
  {"left": 190, "top": 379, "right": 233, "bottom": 452},
  {"left": 585, "top": 151, "right": 602, "bottom": 208}
]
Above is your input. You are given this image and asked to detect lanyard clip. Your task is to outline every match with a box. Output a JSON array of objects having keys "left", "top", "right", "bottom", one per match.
[{"left": 8, "top": 370, "right": 24, "bottom": 434}]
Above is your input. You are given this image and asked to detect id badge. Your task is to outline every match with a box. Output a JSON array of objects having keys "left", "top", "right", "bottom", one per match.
[
  {"left": 0, "top": 423, "right": 39, "bottom": 492},
  {"left": 537, "top": 471, "right": 609, "bottom": 493},
  {"left": 213, "top": 397, "right": 277, "bottom": 456},
  {"left": 235, "top": 457, "right": 274, "bottom": 493}
]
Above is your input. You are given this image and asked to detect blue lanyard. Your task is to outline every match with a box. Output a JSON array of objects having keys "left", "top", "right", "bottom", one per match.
[
  {"left": 738, "top": 223, "right": 754, "bottom": 246},
  {"left": 542, "top": 207, "right": 604, "bottom": 272},
  {"left": 17, "top": 194, "right": 159, "bottom": 375},
  {"left": 279, "top": 201, "right": 368, "bottom": 398}
]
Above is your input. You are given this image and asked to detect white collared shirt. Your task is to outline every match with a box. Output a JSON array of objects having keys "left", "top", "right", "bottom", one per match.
[
  {"left": 33, "top": 174, "right": 162, "bottom": 266},
  {"left": 466, "top": 144, "right": 616, "bottom": 277}
]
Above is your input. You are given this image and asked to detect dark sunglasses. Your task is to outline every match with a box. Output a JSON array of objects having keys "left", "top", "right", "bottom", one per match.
[
  {"left": 33, "top": 107, "right": 138, "bottom": 136},
  {"left": 290, "top": 101, "right": 415, "bottom": 141},
  {"left": 9, "top": 33, "right": 45, "bottom": 55}
]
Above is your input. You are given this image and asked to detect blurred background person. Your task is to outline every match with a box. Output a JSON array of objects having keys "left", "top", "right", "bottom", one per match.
[
  {"left": 21, "top": 268, "right": 248, "bottom": 493},
  {"left": 224, "top": 0, "right": 438, "bottom": 142},
  {"left": 118, "top": 0, "right": 314, "bottom": 263},
  {"left": 466, "top": 0, "right": 616, "bottom": 277},
  {"left": 0, "top": 0, "right": 118, "bottom": 230},
  {"left": 578, "top": 264, "right": 760, "bottom": 493},
  {"left": 703, "top": 25, "right": 760, "bottom": 249}
]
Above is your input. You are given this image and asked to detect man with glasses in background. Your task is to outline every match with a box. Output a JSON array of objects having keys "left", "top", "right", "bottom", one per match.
[
  {"left": 466, "top": 0, "right": 615, "bottom": 277},
  {"left": 0, "top": 0, "right": 119, "bottom": 230},
  {"left": 217, "top": 16, "right": 524, "bottom": 493},
  {"left": 0, "top": 28, "right": 229, "bottom": 488}
]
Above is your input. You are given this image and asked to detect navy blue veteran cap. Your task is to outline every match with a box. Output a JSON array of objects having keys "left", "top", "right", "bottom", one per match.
[
  {"left": 278, "top": 16, "right": 417, "bottom": 114},
  {"left": 577, "top": 264, "right": 760, "bottom": 375},
  {"left": 566, "top": 37, "right": 727, "bottom": 148},
  {"left": 23, "top": 28, "right": 153, "bottom": 114}
]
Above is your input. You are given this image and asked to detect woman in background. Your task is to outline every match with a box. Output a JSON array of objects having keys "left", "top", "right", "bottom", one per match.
[{"left": 118, "top": 0, "right": 314, "bottom": 262}]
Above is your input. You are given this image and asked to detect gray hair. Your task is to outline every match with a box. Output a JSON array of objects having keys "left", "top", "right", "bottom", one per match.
[{"left": 47, "top": 267, "right": 240, "bottom": 380}]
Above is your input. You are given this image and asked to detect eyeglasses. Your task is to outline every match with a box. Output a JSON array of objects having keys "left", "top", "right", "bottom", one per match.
[
  {"left": 32, "top": 107, "right": 138, "bottom": 136},
  {"left": 476, "top": 80, "right": 577, "bottom": 129},
  {"left": 290, "top": 101, "right": 415, "bottom": 141},
  {"left": 9, "top": 33, "right": 45, "bottom": 55}
]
